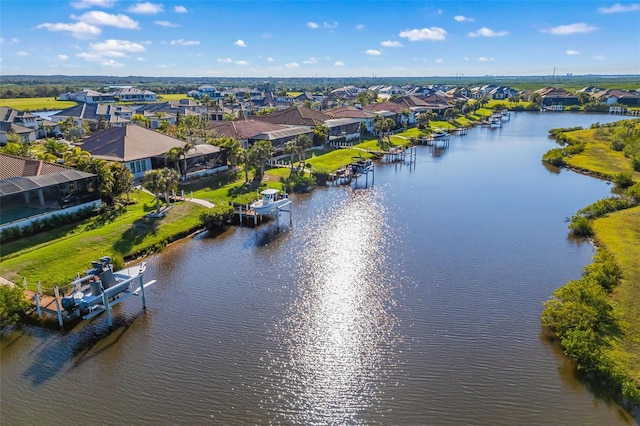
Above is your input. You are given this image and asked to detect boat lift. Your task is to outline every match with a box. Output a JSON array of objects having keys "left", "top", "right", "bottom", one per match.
[{"left": 48, "top": 257, "right": 156, "bottom": 328}]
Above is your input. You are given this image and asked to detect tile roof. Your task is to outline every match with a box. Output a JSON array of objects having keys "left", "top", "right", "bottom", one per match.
[
  {"left": 254, "top": 106, "right": 331, "bottom": 126},
  {"left": 0, "top": 153, "right": 74, "bottom": 180},
  {"left": 79, "top": 124, "right": 186, "bottom": 162}
]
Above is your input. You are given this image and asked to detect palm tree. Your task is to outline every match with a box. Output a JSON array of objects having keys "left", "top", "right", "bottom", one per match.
[
  {"left": 215, "top": 137, "right": 241, "bottom": 167},
  {"left": 178, "top": 143, "right": 194, "bottom": 180},
  {"left": 249, "top": 139, "right": 273, "bottom": 181},
  {"left": 43, "top": 139, "right": 69, "bottom": 157},
  {"left": 63, "top": 146, "right": 92, "bottom": 170},
  {"left": 132, "top": 113, "right": 150, "bottom": 128},
  {"left": 165, "top": 146, "right": 182, "bottom": 173},
  {"left": 313, "top": 124, "right": 329, "bottom": 145},
  {"left": 142, "top": 168, "right": 180, "bottom": 213}
]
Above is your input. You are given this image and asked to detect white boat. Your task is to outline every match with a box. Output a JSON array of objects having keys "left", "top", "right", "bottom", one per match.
[
  {"left": 250, "top": 189, "right": 290, "bottom": 214},
  {"left": 60, "top": 256, "right": 155, "bottom": 326}
]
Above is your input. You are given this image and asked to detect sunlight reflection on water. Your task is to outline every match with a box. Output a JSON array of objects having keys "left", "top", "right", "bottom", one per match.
[{"left": 266, "top": 189, "right": 401, "bottom": 424}]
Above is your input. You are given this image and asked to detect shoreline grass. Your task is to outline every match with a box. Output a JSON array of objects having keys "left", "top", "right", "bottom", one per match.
[{"left": 0, "top": 97, "right": 78, "bottom": 111}]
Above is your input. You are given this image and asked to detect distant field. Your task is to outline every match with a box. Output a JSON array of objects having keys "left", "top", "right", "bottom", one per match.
[
  {"left": 157, "top": 93, "right": 191, "bottom": 101},
  {"left": 0, "top": 97, "right": 78, "bottom": 111}
]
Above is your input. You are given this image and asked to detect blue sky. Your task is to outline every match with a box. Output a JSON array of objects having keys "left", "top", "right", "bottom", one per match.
[{"left": 1, "top": 0, "right": 639, "bottom": 77}]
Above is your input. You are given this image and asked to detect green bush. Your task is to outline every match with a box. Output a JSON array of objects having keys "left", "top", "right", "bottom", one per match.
[
  {"left": 0, "top": 284, "right": 30, "bottom": 329},
  {"left": 631, "top": 156, "right": 640, "bottom": 172},
  {"left": 626, "top": 183, "right": 640, "bottom": 201},
  {"left": 576, "top": 197, "right": 633, "bottom": 219},
  {"left": 613, "top": 172, "right": 635, "bottom": 188},
  {"left": 280, "top": 170, "right": 316, "bottom": 193},
  {"left": 199, "top": 203, "right": 235, "bottom": 230},
  {"left": 569, "top": 216, "right": 593, "bottom": 237},
  {"left": 542, "top": 148, "right": 566, "bottom": 167}
]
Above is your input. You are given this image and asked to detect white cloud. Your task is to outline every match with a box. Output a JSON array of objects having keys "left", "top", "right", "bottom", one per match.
[
  {"left": 16, "top": 51, "right": 28, "bottom": 56},
  {"left": 170, "top": 39, "right": 199, "bottom": 46},
  {"left": 127, "top": 2, "right": 164, "bottom": 14},
  {"left": 454, "top": 15, "right": 475, "bottom": 22},
  {"left": 36, "top": 22, "right": 101, "bottom": 39},
  {"left": 234, "top": 39, "right": 247, "bottom": 47},
  {"left": 599, "top": 3, "right": 640, "bottom": 13},
  {"left": 262, "top": 33, "right": 272, "bottom": 38},
  {"left": 435, "top": 58, "right": 443, "bottom": 63},
  {"left": 541, "top": 22, "right": 597, "bottom": 35},
  {"left": 566, "top": 49, "right": 580, "bottom": 55},
  {"left": 398, "top": 27, "right": 447, "bottom": 41},
  {"left": 478, "top": 56, "right": 495, "bottom": 62},
  {"left": 102, "top": 59, "right": 124, "bottom": 67},
  {"left": 323, "top": 21, "right": 338, "bottom": 29},
  {"left": 217, "top": 57, "right": 233, "bottom": 63},
  {"left": 174, "top": 5, "right": 188, "bottom": 13},
  {"left": 72, "top": 11, "right": 140, "bottom": 29},
  {"left": 307, "top": 22, "right": 319, "bottom": 29},
  {"left": 468, "top": 27, "right": 509, "bottom": 37},
  {"left": 267, "top": 57, "right": 275, "bottom": 62},
  {"left": 235, "top": 60, "right": 249, "bottom": 65},
  {"left": 76, "top": 52, "right": 101, "bottom": 61},
  {"left": 90, "top": 39, "right": 145, "bottom": 56},
  {"left": 334, "top": 61, "right": 344, "bottom": 66},
  {"left": 57, "top": 54, "right": 69, "bottom": 60},
  {"left": 381, "top": 40, "right": 403, "bottom": 47},
  {"left": 71, "top": 0, "right": 116, "bottom": 9},
  {"left": 366, "top": 49, "right": 382, "bottom": 56},
  {"left": 155, "top": 20, "right": 180, "bottom": 28},
  {"left": 302, "top": 57, "right": 318, "bottom": 64},
  {"left": 464, "top": 57, "right": 470, "bottom": 61},
  {"left": 356, "top": 24, "right": 365, "bottom": 30},
  {"left": 593, "top": 55, "right": 605, "bottom": 60},
  {"left": 285, "top": 62, "right": 300, "bottom": 68}
]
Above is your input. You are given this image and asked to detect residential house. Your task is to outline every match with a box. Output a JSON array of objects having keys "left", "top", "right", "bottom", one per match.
[
  {"left": 0, "top": 153, "right": 101, "bottom": 230},
  {"left": 111, "top": 87, "right": 157, "bottom": 102},
  {"left": 534, "top": 87, "right": 579, "bottom": 106},
  {"left": 79, "top": 125, "right": 187, "bottom": 179},
  {"left": 0, "top": 106, "right": 58, "bottom": 143},
  {"left": 591, "top": 89, "right": 640, "bottom": 106},
  {"left": 210, "top": 119, "right": 313, "bottom": 151},
  {"left": 58, "top": 89, "right": 115, "bottom": 104},
  {"left": 51, "top": 103, "right": 136, "bottom": 129},
  {"left": 488, "top": 86, "right": 517, "bottom": 100},
  {"left": 197, "top": 85, "right": 223, "bottom": 100},
  {"left": 328, "top": 106, "right": 377, "bottom": 133}
]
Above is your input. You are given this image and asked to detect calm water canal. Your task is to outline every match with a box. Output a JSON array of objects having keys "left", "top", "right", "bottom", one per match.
[{"left": 2, "top": 112, "right": 638, "bottom": 425}]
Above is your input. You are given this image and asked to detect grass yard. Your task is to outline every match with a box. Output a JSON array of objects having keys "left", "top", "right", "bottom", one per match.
[
  {"left": 593, "top": 206, "right": 640, "bottom": 387},
  {"left": 156, "top": 93, "right": 192, "bottom": 101},
  {"left": 0, "top": 190, "right": 206, "bottom": 290},
  {"left": 0, "top": 97, "right": 78, "bottom": 111}
]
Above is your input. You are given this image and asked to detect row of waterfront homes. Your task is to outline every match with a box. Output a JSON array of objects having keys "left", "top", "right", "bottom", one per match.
[{"left": 2, "top": 83, "right": 639, "bottom": 231}]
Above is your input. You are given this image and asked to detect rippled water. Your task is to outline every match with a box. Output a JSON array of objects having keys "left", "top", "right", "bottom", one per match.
[{"left": 2, "top": 113, "right": 638, "bottom": 425}]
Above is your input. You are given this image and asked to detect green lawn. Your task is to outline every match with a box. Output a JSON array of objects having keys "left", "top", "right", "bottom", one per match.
[
  {"left": 593, "top": 206, "right": 640, "bottom": 387},
  {"left": 157, "top": 93, "right": 192, "bottom": 101},
  {"left": 0, "top": 190, "right": 206, "bottom": 290},
  {"left": 0, "top": 97, "right": 78, "bottom": 111}
]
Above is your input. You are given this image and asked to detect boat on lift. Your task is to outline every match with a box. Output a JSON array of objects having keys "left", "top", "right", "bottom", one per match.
[
  {"left": 60, "top": 256, "right": 155, "bottom": 326},
  {"left": 250, "top": 189, "right": 290, "bottom": 215}
]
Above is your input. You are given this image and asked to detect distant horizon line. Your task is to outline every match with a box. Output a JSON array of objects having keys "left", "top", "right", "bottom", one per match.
[{"left": 2, "top": 73, "right": 639, "bottom": 80}]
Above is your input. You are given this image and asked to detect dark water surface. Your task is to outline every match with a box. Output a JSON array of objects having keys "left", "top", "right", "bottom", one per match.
[{"left": 2, "top": 113, "right": 638, "bottom": 425}]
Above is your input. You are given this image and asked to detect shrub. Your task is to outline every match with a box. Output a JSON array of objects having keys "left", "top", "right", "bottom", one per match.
[
  {"left": 626, "top": 183, "right": 640, "bottom": 201},
  {"left": 610, "top": 138, "right": 626, "bottom": 151},
  {"left": 280, "top": 170, "right": 316, "bottom": 193},
  {"left": 576, "top": 197, "right": 632, "bottom": 219},
  {"left": 631, "top": 156, "right": 640, "bottom": 172},
  {"left": 542, "top": 148, "right": 566, "bottom": 167},
  {"left": 569, "top": 216, "right": 593, "bottom": 237},
  {"left": 564, "top": 141, "right": 586, "bottom": 155},
  {"left": 0, "top": 284, "right": 30, "bottom": 328},
  {"left": 199, "top": 203, "right": 235, "bottom": 230},
  {"left": 613, "top": 172, "right": 635, "bottom": 188}
]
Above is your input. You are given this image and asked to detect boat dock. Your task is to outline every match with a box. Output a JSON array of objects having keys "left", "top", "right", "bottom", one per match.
[{"left": 328, "top": 158, "right": 375, "bottom": 188}]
